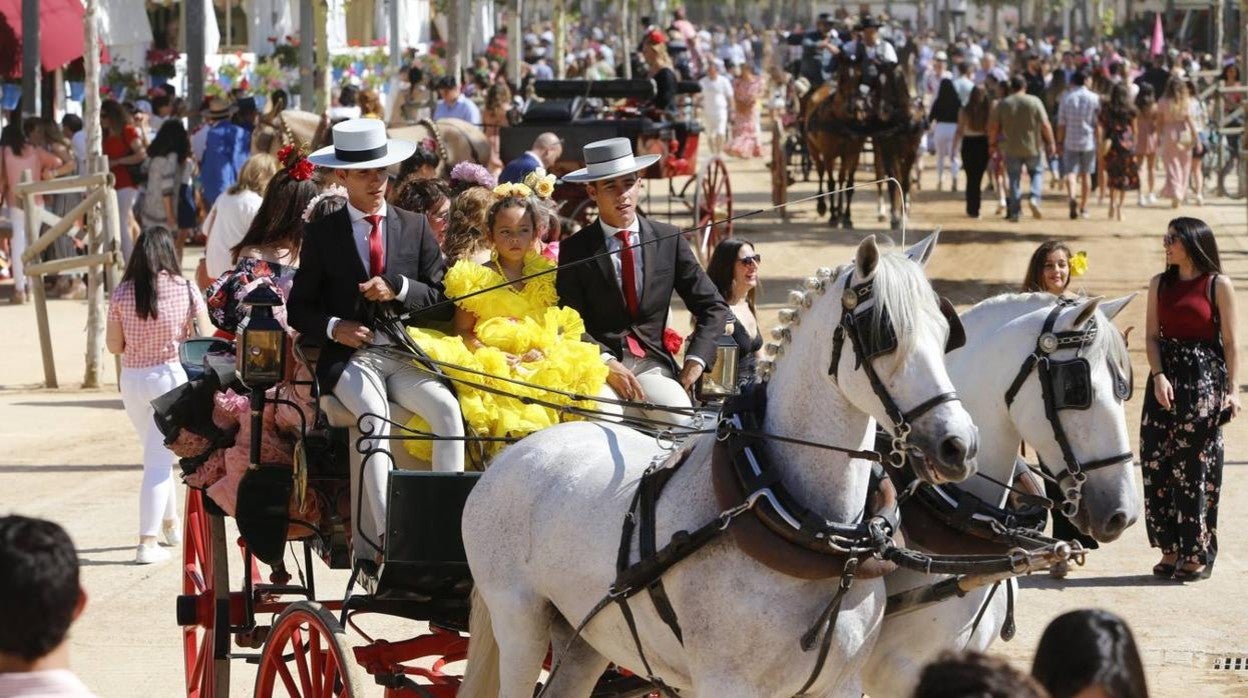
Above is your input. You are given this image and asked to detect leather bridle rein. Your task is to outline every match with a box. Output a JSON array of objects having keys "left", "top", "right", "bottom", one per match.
[
  {"left": 1003, "top": 300, "right": 1134, "bottom": 518},
  {"left": 827, "top": 270, "right": 965, "bottom": 469}
]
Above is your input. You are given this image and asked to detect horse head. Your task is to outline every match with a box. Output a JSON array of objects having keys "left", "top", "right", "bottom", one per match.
[
  {"left": 954, "top": 294, "right": 1141, "bottom": 543},
  {"left": 763, "top": 234, "right": 979, "bottom": 485}
]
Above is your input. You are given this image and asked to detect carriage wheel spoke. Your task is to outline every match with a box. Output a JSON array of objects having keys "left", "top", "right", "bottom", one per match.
[
  {"left": 274, "top": 652, "right": 302, "bottom": 696},
  {"left": 291, "top": 628, "right": 315, "bottom": 697},
  {"left": 308, "top": 628, "right": 324, "bottom": 698}
]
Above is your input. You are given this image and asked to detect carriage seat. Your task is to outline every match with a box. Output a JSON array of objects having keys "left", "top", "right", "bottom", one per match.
[{"left": 317, "top": 396, "right": 428, "bottom": 471}]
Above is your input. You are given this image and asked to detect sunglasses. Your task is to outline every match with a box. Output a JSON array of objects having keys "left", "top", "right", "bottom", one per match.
[
  {"left": 1163, "top": 233, "right": 1180, "bottom": 245},
  {"left": 737, "top": 254, "right": 762, "bottom": 266}
]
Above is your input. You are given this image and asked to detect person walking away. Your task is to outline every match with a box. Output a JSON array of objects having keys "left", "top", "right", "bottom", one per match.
[
  {"left": 100, "top": 99, "right": 146, "bottom": 264},
  {"left": 202, "top": 153, "right": 279, "bottom": 282},
  {"left": 0, "top": 515, "right": 99, "bottom": 697},
  {"left": 1186, "top": 79, "right": 1208, "bottom": 206},
  {"left": 726, "top": 61, "right": 764, "bottom": 158},
  {"left": 1101, "top": 84, "right": 1140, "bottom": 221},
  {"left": 199, "top": 97, "right": 251, "bottom": 212},
  {"left": 140, "top": 120, "right": 195, "bottom": 263},
  {"left": 955, "top": 84, "right": 992, "bottom": 218},
  {"left": 988, "top": 75, "right": 1056, "bottom": 222},
  {"left": 106, "top": 227, "right": 212, "bottom": 564},
  {"left": 1141, "top": 217, "right": 1238, "bottom": 582},
  {"left": 929, "top": 78, "right": 962, "bottom": 192},
  {"left": 952, "top": 62, "right": 975, "bottom": 106},
  {"left": 1135, "top": 83, "right": 1160, "bottom": 205},
  {"left": 1156, "top": 77, "right": 1199, "bottom": 209},
  {"left": 0, "top": 123, "right": 64, "bottom": 305},
  {"left": 1043, "top": 68, "right": 1068, "bottom": 191},
  {"left": 699, "top": 59, "right": 734, "bottom": 156},
  {"left": 1056, "top": 70, "right": 1101, "bottom": 219},
  {"left": 706, "top": 238, "right": 763, "bottom": 390}
]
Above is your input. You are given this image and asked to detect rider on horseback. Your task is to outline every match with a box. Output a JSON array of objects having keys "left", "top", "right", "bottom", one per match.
[{"left": 839, "top": 15, "right": 899, "bottom": 71}]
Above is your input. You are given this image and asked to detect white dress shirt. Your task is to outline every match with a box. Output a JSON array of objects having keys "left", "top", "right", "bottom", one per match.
[
  {"left": 326, "top": 201, "right": 409, "bottom": 341},
  {"left": 599, "top": 217, "right": 643, "bottom": 304}
]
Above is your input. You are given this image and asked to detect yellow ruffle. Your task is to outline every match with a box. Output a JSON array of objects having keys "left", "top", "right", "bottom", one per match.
[{"left": 401, "top": 255, "right": 606, "bottom": 462}]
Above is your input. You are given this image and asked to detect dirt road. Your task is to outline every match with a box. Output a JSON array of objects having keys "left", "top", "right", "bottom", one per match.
[{"left": 1, "top": 145, "right": 1245, "bottom": 696}]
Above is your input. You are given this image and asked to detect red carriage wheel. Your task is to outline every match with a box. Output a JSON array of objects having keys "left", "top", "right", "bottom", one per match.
[
  {"left": 694, "top": 158, "right": 733, "bottom": 264},
  {"left": 177, "top": 489, "right": 232, "bottom": 697},
  {"left": 254, "top": 601, "right": 368, "bottom": 698}
]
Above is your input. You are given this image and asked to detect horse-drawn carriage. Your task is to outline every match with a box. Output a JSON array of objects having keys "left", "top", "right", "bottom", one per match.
[
  {"left": 499, "top": 79, "right": 733, "bottom": 264},
  {"left": 155, "top": 225, "right": 1138, "bottom": 696}
]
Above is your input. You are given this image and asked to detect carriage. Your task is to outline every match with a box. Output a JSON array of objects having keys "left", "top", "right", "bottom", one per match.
[{"left": 499, "top": 79, "right": 733, "bottom": 264}]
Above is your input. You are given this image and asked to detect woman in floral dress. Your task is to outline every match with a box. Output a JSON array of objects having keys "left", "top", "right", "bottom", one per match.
[
  {"left": 1141, "top": 217, "right": 1239, "bottom": 581},
  {"left": 727, "top": 62, "right": 763, "bottom": 158},
  {"left": 1101, "top": 84, "right": 1140, "bottom": 221}
]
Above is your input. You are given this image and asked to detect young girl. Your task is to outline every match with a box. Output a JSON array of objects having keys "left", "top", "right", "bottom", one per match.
[{"left": 404, "top": 185, "right": 613, "bottom": 460}]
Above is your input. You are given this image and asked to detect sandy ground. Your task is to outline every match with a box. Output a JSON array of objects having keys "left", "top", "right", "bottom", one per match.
[{"left": 2, "top": 139, "right": 1247, "bottom": 696}]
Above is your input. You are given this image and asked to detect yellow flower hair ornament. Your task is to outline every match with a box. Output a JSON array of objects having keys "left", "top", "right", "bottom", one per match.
[
  {"left": 1069, "top": 251, "right": 1088, "bottom": 277},
  {"left": 523, "top": 168, "right": 557, "bottom": 200},
  {"left": 492, "top": 182, "right": 533, "bottom": 199}
]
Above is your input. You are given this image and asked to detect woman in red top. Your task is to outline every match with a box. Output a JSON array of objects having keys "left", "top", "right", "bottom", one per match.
[
  {"left": 1142, "top": 217, "right": 1239, "bottom": 581},
  {"left": 101, "top": 99, "right": 147, "bottom": 264}
]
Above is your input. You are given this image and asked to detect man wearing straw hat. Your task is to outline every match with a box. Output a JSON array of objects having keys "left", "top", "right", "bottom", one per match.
[
  {"left": 289, "top": 118, "right": 463, "bottom": 562},
  {"left": 557, "top": 138, "right": 728, "bottom": 427}
]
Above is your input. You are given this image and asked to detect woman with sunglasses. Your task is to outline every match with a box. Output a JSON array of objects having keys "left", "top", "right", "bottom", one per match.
[
  {"left": 706, "top": 239, "right": 763, "bottom": 389},
  {"left": 1142, "top": 217, "right": 1239, "bottom": 581}
]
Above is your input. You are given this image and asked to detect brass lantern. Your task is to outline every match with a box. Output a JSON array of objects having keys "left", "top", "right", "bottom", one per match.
[
  {"left": 698, "top": 323, "right": 740, "bottom": 400},
  {"left": 237, "top": 286, "right": 287, "bottom": 387}
]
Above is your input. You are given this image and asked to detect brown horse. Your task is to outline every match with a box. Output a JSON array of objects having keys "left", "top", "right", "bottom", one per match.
[
  {"left": 804, "top": 62, "right": 871, "bottom": 228},
  {"left": 255, "top": 110, "right": 490, "bottom": 178},
  {"left": 870, "top": 63, "right": 925, "bottom": 231}
]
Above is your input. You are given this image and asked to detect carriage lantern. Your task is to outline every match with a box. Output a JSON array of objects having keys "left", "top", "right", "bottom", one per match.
[
  {"left": 699, "top": 324, "right": 740, "bottom": 400},
  {"left": 237, "top": 286, "right": 287, "bottom": 387}
]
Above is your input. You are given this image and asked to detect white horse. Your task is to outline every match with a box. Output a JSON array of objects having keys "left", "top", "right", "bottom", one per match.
[
  {"left": 459, "top": 234, "right": 979, "bottom": 697},
  {"left": 861, "top": 293, "right": 1143, "bottom": 697}
]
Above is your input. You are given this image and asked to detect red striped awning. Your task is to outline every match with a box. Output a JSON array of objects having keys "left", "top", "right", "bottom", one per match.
[{"left": 0, "top": 0, "right": 87, "bottom": 77}]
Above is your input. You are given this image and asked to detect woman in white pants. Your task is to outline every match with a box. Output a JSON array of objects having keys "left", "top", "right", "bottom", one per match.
[
  {"left": 107, "top": 226, "right": 211, "bottom": 564},
  {"left": 699, "top": 59, "right": 734, "bottom": 155},
  {"left": 929, "top": 78, "right": 962, "bottom": 191}
]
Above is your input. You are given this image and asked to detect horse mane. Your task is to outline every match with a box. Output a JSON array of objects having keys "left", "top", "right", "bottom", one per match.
[
  {"left": 966, "top": 293, "right": 1130, "bottom": 371},
  {"left": 759, "top": 252, "right": 946, "bottom": 379}
]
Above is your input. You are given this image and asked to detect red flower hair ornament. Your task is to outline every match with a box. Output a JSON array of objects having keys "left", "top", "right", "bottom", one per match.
[{"left": 277, "top": 144, "right": 315, "bottom": 181}]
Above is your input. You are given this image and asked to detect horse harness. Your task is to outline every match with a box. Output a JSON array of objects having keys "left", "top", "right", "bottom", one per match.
[
  {"left": 828, "top": 273, "right": 966, "bottom": 469},
  {"left": 1002, "top": 299, "right": 1134, "bottom": 518}
]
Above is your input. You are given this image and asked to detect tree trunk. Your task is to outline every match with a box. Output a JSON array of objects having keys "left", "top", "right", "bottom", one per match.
[
  {"left": 21, "top": 0, "right": 38, "bottom": 116},
  {"left": 554, "top": 0, "right": 566, "bottom": 78},
  {"left": 509, "top": 0, "right": 523, "bottom": 88},
  {"left": 83, "top": 0, "right": 104, "bottom": 389},
  {"left": 315, "top": 0, "right": 329, "bottom": 112},
  {"left": 187, "top": 0, "right": 205, "bottom": 128},
  {"left": 300, "top": 0, "right": 314, "bottom": 111}
]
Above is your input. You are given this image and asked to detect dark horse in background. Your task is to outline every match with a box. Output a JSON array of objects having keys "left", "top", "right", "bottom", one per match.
[
  {"left": 804, "top": 61, "right": 871, "bottom": 228},
  {"left": 871, "top": 62, "right": 927, "bottom": 231}
]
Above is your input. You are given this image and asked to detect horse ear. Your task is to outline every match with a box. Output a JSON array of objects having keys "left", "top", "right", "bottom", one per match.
[
  {"left": 1099, "top": 293, "right": 1137, "bottom": 321},
  {"left": 856, "top": 235, "right": 880, "bottom": 277},
  {"left": 904, "top": 230, "right": 940, "bottom": 267},
  {"left": 1071, "top": 296, "right": 1104, "bottom": 329}
]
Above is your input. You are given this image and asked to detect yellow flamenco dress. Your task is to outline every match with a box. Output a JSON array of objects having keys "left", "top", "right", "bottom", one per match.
[{"left": 403, "top": 252, "right": 609, "bottom": 461}]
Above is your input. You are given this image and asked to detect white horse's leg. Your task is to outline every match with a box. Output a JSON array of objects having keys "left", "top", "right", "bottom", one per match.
[
  {"left": 489, "top": 590, "right": 554, "bottom": 698},
  {"left": 544, "top": 617, "right": 612, "bottom": 697}
]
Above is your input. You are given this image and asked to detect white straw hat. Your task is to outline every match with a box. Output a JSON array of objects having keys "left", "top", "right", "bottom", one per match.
[
  {"left": 562, "top": 138, "right": 660, "bottom": 183},
  {"left": 307, "top": 118, "right": 416, "bottom": 169}
]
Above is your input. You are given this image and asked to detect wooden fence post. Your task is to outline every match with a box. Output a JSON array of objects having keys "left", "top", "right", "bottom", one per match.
[
  {"left": 21, "top": 170, "right": 57, "bottom": 388},
  {"left": 99, "top": 165, "right": 122, "bottom": 385}
]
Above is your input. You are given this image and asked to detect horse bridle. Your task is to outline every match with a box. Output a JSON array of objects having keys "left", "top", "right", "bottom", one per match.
[
  {"left": 1003, "top": 300, "right": 1134, "bottom": 518},
  {"left": 828, "top": 272, "right": 965, "bottom": 468}
]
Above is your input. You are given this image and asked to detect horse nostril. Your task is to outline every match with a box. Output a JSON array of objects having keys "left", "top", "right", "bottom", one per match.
[
  {"left": 938, "top": 435, "right": 969, "bottom": 467},
  {"left": 1104, "top": 511, "right": 1130, "bottom": 535}
]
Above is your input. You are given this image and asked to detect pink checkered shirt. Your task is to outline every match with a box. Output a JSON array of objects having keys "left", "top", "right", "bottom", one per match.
[{"left": 109, "top": 271, "right": 206, "bottom": 368}]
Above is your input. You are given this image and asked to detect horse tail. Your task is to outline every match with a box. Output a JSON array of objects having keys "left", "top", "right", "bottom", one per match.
[{"left": 459, "top": 587, "right": 501, "bottom": 698}]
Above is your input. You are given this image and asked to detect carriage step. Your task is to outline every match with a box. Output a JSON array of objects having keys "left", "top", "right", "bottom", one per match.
[
  {"left": 233, "top": 652, "right": 264, "bottom": 664},
  {"left": 253, "top": 584, "right": 314, "bottom": 598}
]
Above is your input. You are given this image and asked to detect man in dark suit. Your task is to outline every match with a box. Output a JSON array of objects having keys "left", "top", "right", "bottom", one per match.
[
  {"left": 557, "top": 138, "right": 728, "bottom": 426},
  {"left": 497, "top": 132, "right": 563, "bottom": 184},
  {"left": 289, "top": 119, "right": 462, "bottom": 558}
]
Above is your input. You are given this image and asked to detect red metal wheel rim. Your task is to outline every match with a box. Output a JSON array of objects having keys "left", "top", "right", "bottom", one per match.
[
  {"left": 698, "top": 159, "right": 733, "bottom": 251},
  {"left": 255, "top": 603, "right": 360, "bottom": 698},
  {"left": 182, "top": 490, "right": 227, "bottom": 697}
]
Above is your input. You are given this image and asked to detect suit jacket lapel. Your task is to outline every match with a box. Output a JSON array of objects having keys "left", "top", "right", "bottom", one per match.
[
  {"left": 638, "top": 216, "right": 658, "bottom": 311},
  {"left": 336, "top": 207, "right": 369, "bottom": 282},
  {"left": 384, "top": 205, "right": 403, "bottom": 275}
]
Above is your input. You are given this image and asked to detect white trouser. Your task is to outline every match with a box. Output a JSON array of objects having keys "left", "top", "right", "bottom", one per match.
[
  {"left": 620, "top": 355, "right": 695, "bottom": 429},
  {"left": 120, "top": 362, "right": 185, "bottom": 537},
  {"left": 333, "top": 348, "right": 464, "bottom": 555},
  {"left": 933, "top": 122, "right": 960, "bottom": 182},
  {"left": 8, "top": 206, "right": 25, "bottom": 293},
  {"left": 116, "top": 187, "right": 140, "bottom": 264}
]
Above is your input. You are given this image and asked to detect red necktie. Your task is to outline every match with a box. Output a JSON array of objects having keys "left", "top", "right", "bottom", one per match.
[
  {"left": 614, "top": 230, "right": 646, "bottom": 358},
  {"left": 366, "top": 214, "right": 384, "bottom": 277}
]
